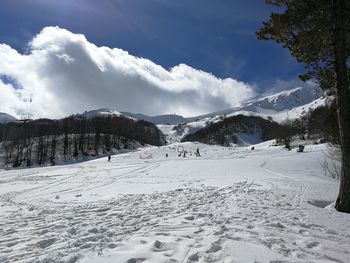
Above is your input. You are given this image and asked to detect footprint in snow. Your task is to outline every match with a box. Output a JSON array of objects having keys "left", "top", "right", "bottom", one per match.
[
  {"left": 152, "top": 240, "right": 167, "bottom": 252},
  {"left": 266, "top": 222, "right": 286, "bottom": 229},
  {"left": 194, "top": 228, "right": 204, "bottom": 234},
  {"left": 306, "top": 241, "right": 320, "bottom": 249},
  {"left": 207, "top": 242, "right": 222, "bottom": 253},
  {"left": 187, "top": 252, "right": 200, "bottom": 262},
  {"left": 37, "top": 237, "right": 56, "bottom": 249},
  {"left": 326, "top": 229, "right": 338, "bottom": 235},
  {"left": 126, "top": 258, "right": 146, "bottom": 263}
]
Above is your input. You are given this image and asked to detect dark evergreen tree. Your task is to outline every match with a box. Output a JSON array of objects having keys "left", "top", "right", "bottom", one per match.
[{"left": 257, "top": 0, "right": 350, "bottom": 212}]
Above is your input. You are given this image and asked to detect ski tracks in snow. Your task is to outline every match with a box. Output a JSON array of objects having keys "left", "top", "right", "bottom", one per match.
[{"left": 1, "top": 144, "right": 350, "bottom": 262}]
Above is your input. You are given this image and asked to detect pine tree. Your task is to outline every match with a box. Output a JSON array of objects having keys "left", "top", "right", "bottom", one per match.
[{"left": 257, "top": 0, "right": 350, "bottom": 212}]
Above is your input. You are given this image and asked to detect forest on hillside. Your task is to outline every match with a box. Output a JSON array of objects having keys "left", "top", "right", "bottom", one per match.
[
  {"left": 0, "top": 116, "right": 164, "bottom": 167},
  {"left": 182, "top": 105, "right": 339, "bottom": 147}
]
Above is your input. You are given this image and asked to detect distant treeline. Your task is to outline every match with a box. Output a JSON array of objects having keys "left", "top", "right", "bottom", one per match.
[
  {"left": 181, "top": 104, "right": 339, "bottom": 147},
  {"left": 181, "top": 115, "right": 279, "bottom": 146},
  {"left": 0, "top": 116, "right": 164, "bottom": 167}
]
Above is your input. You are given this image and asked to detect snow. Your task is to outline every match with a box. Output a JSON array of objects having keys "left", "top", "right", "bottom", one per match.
[
  {"left": 245, "top": 86, "right": 323, "bottom": 112},
  {"left": 185, "top": 86, "right": 325, "bottom": 123},
  {"left": 234, "top": 132, "right": 263, "bottom": 146},
  {"left": 0, "top": 112, "right": 17, "bottom": 123},
  {"left": 87, "top": 87, "right": 327, "bottom": 127},
  {"left": 219, "top": 96, "right": 330, "bottom": 123},
  {"left": 77, "top": 108, "right": 136, "bottom": 121},
  {"left": 156, "top": 125, "right": 181, "bottom": 144},
  {"left": 1, "top": 142, "right": 349, "bottom": 263},
  {"left": 121, "top": 113, "right": 187, "bottom": 125},
  {"left": 155, "top": 87, "right": 330, "bottom": 142}
]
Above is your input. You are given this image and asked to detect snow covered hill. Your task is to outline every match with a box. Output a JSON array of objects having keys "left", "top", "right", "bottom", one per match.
[
  {"left": 185, "top": 86, "right": 327, "bottom": 123},
  {"left": 75, "top": 108, "right": 135, "bottom": 120},
  {"left": 222, "top": 86, "right": 329, "bottom": 123},
  {"left": 121, "top": 112, "right": 187, "bottom": 125},
  {"left": 1, "top": 142, "right": 349, "bottom": 262},
  {"left": 33, "top": 86, "right": 328, "bottom": 144},
  {"left": 156, "top": 86, "right": 330, "bottom": 142},
  {"left": 0, "top": 112, "right": 17, "bottom": 123},
  {"left": 243, "top": 86, "right": 324, "bottom": 112},
  {"left": 74, "top": 109, "right": 187, "bottom": 125},
  {"left": 73, "top": 86, "right": 327, "bottom": 126}
]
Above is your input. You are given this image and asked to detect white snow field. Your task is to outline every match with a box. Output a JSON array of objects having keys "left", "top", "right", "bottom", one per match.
[{"left": 0, "top": 142, "right": 350, "bottom": 263}]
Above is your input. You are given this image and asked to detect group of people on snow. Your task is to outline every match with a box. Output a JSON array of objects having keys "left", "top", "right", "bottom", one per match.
[{"left": 169, "top": 147, "right": 200, "bottom": 158}]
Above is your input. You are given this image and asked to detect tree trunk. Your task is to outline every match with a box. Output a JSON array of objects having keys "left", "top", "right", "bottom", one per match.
[{"left": 334, "top": 0, "right": 350, "bottom": 213}]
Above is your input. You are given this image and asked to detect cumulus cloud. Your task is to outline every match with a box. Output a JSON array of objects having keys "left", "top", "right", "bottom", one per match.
[{"left": 0, "top": 26, "right": 255, "bottom": 118}]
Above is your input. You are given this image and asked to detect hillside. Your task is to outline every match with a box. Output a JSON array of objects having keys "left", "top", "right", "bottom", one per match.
[
  {"left": 157, "top": 86, "right": 330, "bottom": 142},
  {"left": 242, "top": 86, "right": 323, "bottom": 112},
  {"left": 76, "top": 109, "right": 135, "bottom": 120},
  {"left": 0, "top": 86, "right": 330, "bottom": 147},
  {"left": 121, "top": 112, "right": 187, "bottom": 125},
  {"left": 0, "top": 112, "right": 17, "bottom": 123},
  {"left": 181, "top": 115, "right": 278, "bottom": 146},
  {"left": 0, "top": 115, "right": 164, "bottom": 167}
]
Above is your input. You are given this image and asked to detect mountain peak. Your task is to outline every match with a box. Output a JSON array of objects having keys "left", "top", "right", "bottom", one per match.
[
  {"left": 75, "top": 108, "right": 135, "bottom": 120},
  {"left": 246, "top": 86, "right": 324, "bottom": 112}
]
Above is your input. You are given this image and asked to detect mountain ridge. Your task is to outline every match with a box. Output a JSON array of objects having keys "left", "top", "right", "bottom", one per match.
[
  {"left": 0, "top": 112, "right": 17, "bottom": 123},
  {"left": 0, "top": 86, "right": 327, "bottom": 126}
]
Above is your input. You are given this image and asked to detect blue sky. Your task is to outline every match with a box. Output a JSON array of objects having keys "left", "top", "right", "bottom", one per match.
[
  {"left": 0, "top": 0, "right": 309, "bottom": 118},
  {"left": 0, "top": 0, "right": 303, "bottom": 89}
]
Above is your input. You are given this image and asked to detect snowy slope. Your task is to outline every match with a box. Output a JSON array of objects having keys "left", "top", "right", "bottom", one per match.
[
  {"left": 76, "top": 108, "right": 136, "bottom": 120},
  {"left": 70, "top": 86, "right": 328, "bottom": 143},
  {"left": 243, "top": 86, "right": 324, "bottom": 112},
  {"left": 0, "top": 112, "right": 17, "bottom": 123},
  {"left": 75, "top": 109, "right": 186, "bottom": 124},
  {"left": 189, "top": 86, "right": 326, "bottom": 122},
  {"left": 157, "top": 87, "right": 329, "bottom": 142},
  {"left": 176, "top": 86, "right": 325, "bottom": 123},
  {"left": 121, "top": 112, "right": 187, "bottom": 125},
  {"left": 124, "top": 87, "right": 326, "bottom": 128},
  {"left": 75, "top": 86, "right": 326, "bottom": 123},
  {"left": 0, "top": 142, "right": 349, "bottom": 262}
]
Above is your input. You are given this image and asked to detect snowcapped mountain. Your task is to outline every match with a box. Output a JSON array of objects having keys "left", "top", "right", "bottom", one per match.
[
  {"left": 243, "top": 86, "right": 324, "bottom": 112},
  {"left": 128, "top": 86, "right": 326, "bottom": 126},
  {"left": 220, "top": 87, "right": 330, "bottom": 123},
  {"left": 189, "top": 86, "right": 326, "bottom": 123},
  {"left": 156, "top": 86, "right": 329, "bottom": 142},
  {"left": 72, "top": 86, "right": 329, "bottom": 143},
  {"left": 75, "top": 109, "right": 187, "bottom": 125},
  {"left": 75, "top": 108, "right": 136, "bottom": 120},
  {"left": 0, "top": 112, "right": 17, "bottom": 123},
  {"left": 120, "top": 112, "right": 187, "bottom": 125}
]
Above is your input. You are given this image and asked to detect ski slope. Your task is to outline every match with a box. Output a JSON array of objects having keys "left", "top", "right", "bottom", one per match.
[{"left": 0, "top": 142, "right": 349, "bottom": 263}]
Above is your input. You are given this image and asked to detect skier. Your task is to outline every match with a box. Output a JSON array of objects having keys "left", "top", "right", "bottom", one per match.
[
  {"left": 108, "top": 155, "right": 111, "bottom": 162},
  {"left": 196, "top": 148, "right": 201, "bottom": 157}
]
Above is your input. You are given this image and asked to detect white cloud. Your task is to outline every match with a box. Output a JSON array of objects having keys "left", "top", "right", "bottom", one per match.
[{"left": 0, "top": 26, "right": 255, "bottom": 118}]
